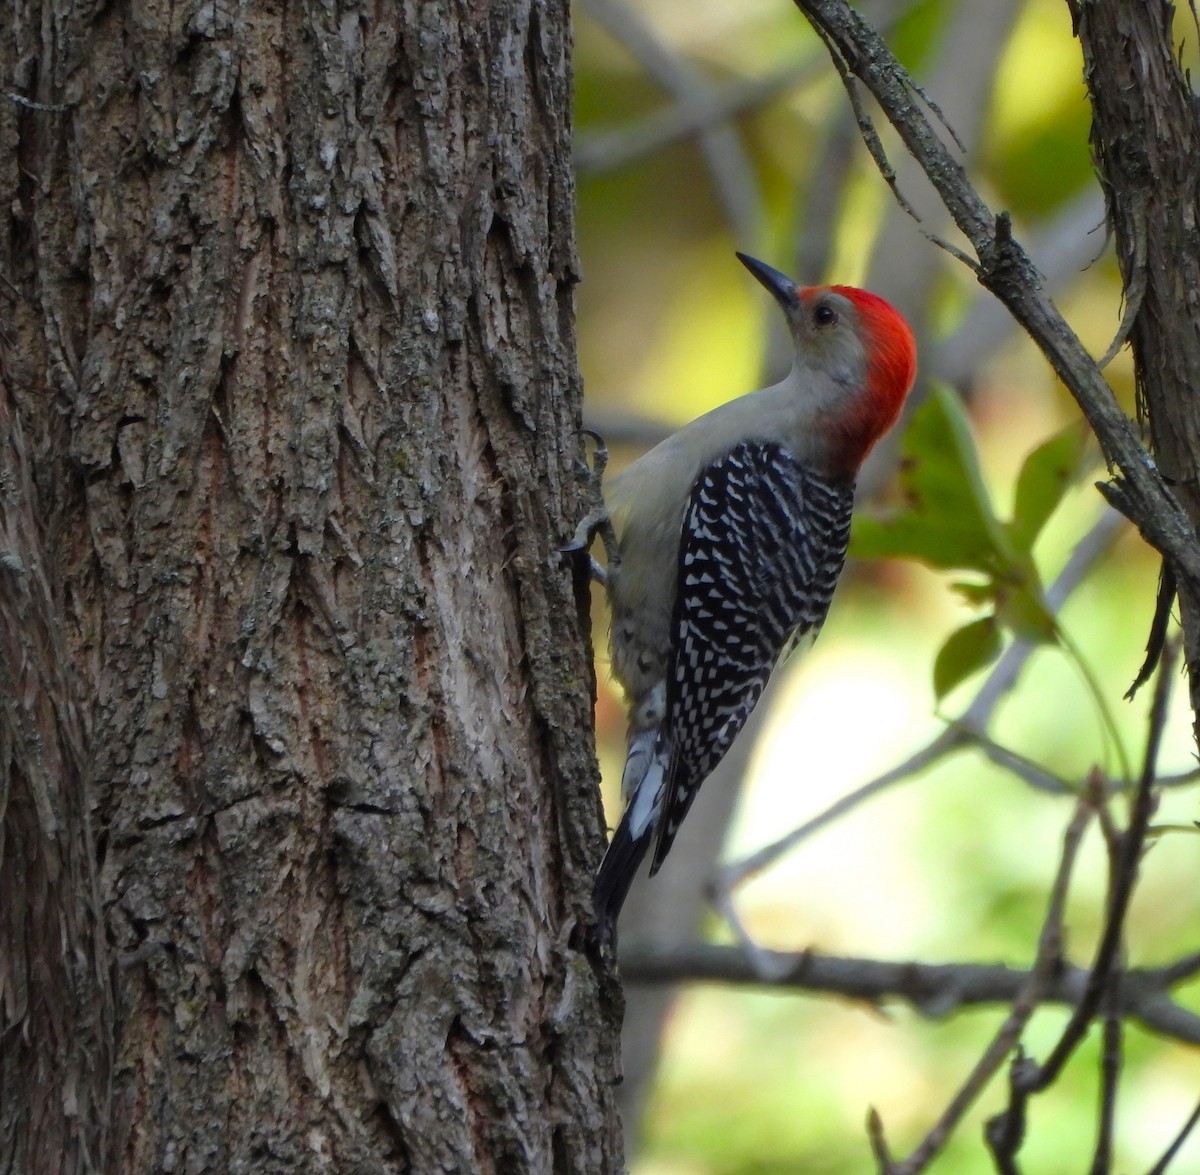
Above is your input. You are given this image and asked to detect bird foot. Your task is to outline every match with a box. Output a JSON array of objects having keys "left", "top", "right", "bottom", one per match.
[{"left": 563, "top": 429, "right": 619, "bottom": 582}]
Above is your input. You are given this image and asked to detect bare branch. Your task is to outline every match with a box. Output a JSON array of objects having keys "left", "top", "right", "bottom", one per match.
[
  {"left": 581, "top": 0, "right": 763, "bottom": 243},
  {"left": 1155, "top": 950, "right": 1200, "bottom": 986},
  {"left": 810, "top": 27, "right": 921, "bottom": 227},
  {"left": 985, "top": 1049, "right": 1036, "bottom": 1175},
  {"left": 956, "top": 728, "right": 1074, "bottom": 795},
  {"left": 1090, "top": 1006, "right": 1122, "bottom": 1175},
  {"left": 868, "top": 1108, "right": 895, "bottom": 1173},
  {"left": 718, "top": 509, "right": 1124, "bottom": 892},
  {"left": 1146, "top": 1098, "right": 1200, "bottom": 1175},
  {"left": 870, "top": 795, "right": 1092, "bottom": 1175},
  {"left": 935, "top": 190, "right": 1108, "bottom": 389},
  {"left": 617, "top": 943, "right": 1200, "bottom": 1047},
  {"left": 1035, "top": 638, "right": 1178, "bottom": 1085},
  {"left": 789, "top": 0, "right": 1200, "bottom": 588},
  {"left": 983, "top": 640, "right": 1181, "bottom": 1169},
  {"left": 574, "top": 62, "right": 810, "bottom": 175}
]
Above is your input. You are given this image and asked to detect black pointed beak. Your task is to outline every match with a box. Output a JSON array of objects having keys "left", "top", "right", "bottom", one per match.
[{"left": 736, "top": 252, "right": 799, "bottom": 309}]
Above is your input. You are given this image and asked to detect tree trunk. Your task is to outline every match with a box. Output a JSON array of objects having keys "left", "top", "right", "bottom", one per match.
[
  {"left": 0, "top": 0, "right": 623, "bottom": 1170},
  {"left": 1075, "top": 0, "right": 1200, "bottom": 741}
]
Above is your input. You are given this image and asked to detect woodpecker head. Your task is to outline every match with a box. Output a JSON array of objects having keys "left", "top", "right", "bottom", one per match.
[{"left": 737, "top": 252, "right": 917, "bottom": 475}]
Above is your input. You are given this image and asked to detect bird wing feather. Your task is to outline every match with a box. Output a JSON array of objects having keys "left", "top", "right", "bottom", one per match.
[{"left": 650, "top": 442, "right": 854, "bottom": 874}]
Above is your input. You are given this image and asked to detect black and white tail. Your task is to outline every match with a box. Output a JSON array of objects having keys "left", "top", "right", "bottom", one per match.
[{"left": 593, "top": 729, "right": 667, "bottom": 946}]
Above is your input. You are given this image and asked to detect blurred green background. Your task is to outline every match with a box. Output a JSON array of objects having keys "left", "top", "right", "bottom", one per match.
[{"left": 571, "top": 0, "right": 1200, "bottom": 1170}]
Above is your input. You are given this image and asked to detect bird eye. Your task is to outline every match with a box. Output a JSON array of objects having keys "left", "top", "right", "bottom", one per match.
[{"left": 813, "top": 304, "right": 838, "bottom": 327}]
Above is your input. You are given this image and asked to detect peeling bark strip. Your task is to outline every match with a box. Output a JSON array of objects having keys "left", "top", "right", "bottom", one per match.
[
  {"left": 1, "top": 0, "right": 622, "bottom": 1171},
  {"left": 1073, "top": 0, "right": 1200, "bottom": 745}
]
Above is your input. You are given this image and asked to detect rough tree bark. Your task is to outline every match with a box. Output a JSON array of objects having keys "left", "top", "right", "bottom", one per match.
[
  {"left": 1074, "top": 0, "right": 1200, "bottom": 739},
  {"left": 0, "top": 0, "right": 623, "bottom": 1171}
]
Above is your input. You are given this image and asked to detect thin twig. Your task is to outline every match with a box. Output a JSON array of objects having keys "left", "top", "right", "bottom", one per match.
[
  {"left": 1092, "top": 770, "right": 1122, "bottom": 857},
  {"left": 985, "top": 1048, "right": 1035, "bottom": 1175},
  {"left": 957, "top": 727, "right": 1075, "bottom": 794},
  {"left": 1090, "top": 1002, "right": 1122, "bottom": 1175},
  {"left": 1154, "top": 950, "right": 1200, "bottom": 986},
  {"left": 575, "top": 0, "right": 923, "bottom": 175},
  {"left": 812, "top": 26, "right": 921, "bottom": 225},
  {"left": 1145, "top": 1098, "right": 1200, "bottom": 1175},
  {"left": 821, "top": 37, "right": 981, "bottom": 271},
  {"left": 983, "top": 640, "right": 1181, "bottom": 1169},
  {"left": 872, "top": 796, "right": 1092, "bottom": 1175},
  {"left": 1126, "top": 562, "right": 1177, "bottom": 700},
  {"left": 868, "top": 1108, "right": 895, "bottom": 1173},
  {"left": 1148, "top": 767, "right": 1200, "bottom": 789},
  {"left": 1035, "top": 638, "right": 1178, "bottom": 1086},
  {"left": 581, "top": 0, "right": 763, "bottom": 243},
  {"left": 718, "top": 509, "right": 1123, "bottom": 892}
]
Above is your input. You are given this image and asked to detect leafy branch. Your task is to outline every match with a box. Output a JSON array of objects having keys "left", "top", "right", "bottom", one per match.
[{"left": 790, "top": 0, "right": 1200, "bottom": 594}]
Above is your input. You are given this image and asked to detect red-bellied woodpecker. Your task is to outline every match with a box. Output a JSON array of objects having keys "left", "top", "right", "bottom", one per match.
[{"left": 581, "top": 252, "right": 917, "bottom": 946}]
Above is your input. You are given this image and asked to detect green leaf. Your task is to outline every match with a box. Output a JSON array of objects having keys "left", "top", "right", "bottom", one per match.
[
  {"left": 994, "top": 576, "right": 1059, "bottom": 644},
  {"left": 1008, "top": 425, "right": 1088, "bottom": 553},
  {"left": 934, "top": 616, "right": 1003, "bottom": 701},
  {"left": 852, "top": 387, "right": 1064, "bottom": 658},
  {"left": 852, "top": 383, "right": 1013, "bottom": 575},
  {"left": 950, "top": 580, "right": 996, "bottom": 606}
]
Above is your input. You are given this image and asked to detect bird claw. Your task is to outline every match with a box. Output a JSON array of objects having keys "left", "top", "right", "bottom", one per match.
[
  {"left": 563, "top": 430, "right": 619, "bottom": 581},
  {"left": 572, "top": 429, "right": 609, "bottom": 498},
  {"left": 562, "top": 505, "right": 605, "bottom": 554},
  {"left": 561, "top": 511, "right": 614, "bottom": 587}
]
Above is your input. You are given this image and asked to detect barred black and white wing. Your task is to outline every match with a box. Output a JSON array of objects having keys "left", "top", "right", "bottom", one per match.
[{"left": 649, "top": 442, "right": 854, "bottom": 874}]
